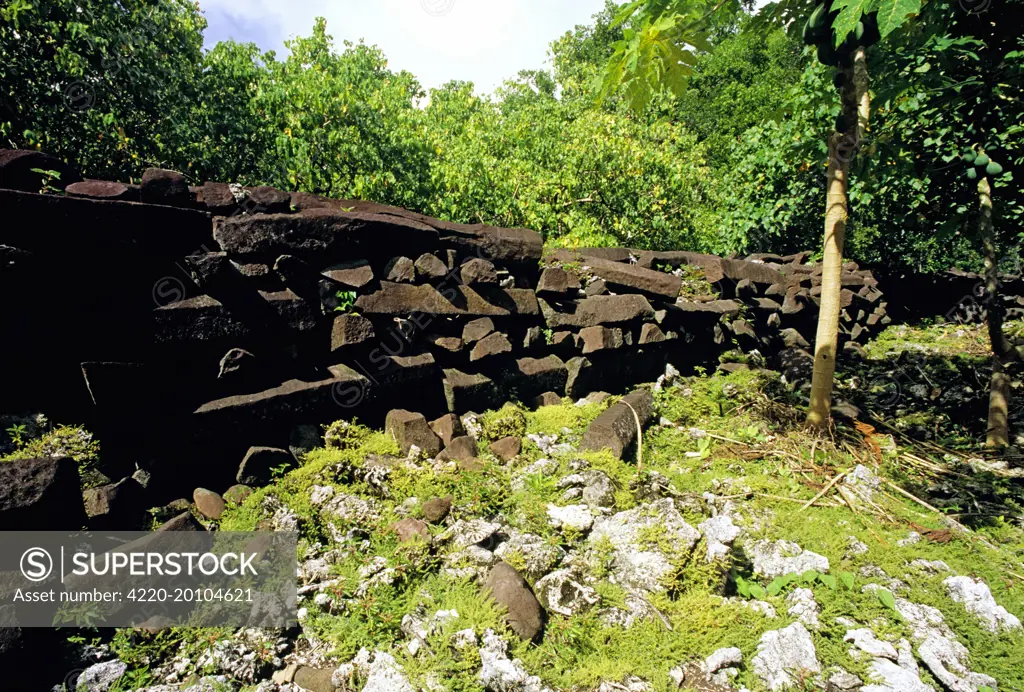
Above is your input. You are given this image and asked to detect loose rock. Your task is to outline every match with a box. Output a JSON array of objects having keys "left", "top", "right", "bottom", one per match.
[
  {"left": 193, "top": 488, "right": 226, "bottom": 520},
  {"left": 485, "top": 562, "right": 546, "bottom": 641},
  {"left": 751, "top": 622, "right": 821, "bottom": 691}
]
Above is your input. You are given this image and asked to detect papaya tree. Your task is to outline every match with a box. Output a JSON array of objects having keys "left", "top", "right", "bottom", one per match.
[
  {"left": 599, "top": 0, "right": 918, "bottom": 428},
  {"left": 903, "top": 1, "right": 1023, "bottom": 447},
  {"left": 768, "top": 0, "right": 920, "bottom": 429},
  {"left": 833, "top": 0, "right": 1021, "bottom": 445}
]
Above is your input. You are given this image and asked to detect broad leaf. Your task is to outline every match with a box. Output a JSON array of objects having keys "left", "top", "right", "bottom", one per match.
[
  {"left": 876, "top": 0, "right": 921, "bottom": 38},
  {"left": 831, "top": 0, "right": 876, "bottom": 47}
]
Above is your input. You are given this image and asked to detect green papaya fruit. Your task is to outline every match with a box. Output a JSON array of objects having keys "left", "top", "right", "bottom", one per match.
[
  {"left": 809, "top": 4, "right": 827, "bottom": 30},
  {"left": 817, "top": 41, "right": 840, "bottom": 67},
  {"left": 967, "top": 168, "right": 978, "bottom": 180},
  {"left": 854, "top": 21, "right": 865, "bottom": 42},
  {"left": 975, "top": 153, "right": 991, "bottom": 167},
  {"left": 986, "top": 161, "right": 1003, "bottom": 176},
  {"left": 963, "top": 150, "right": 977, "bottom": 163}
]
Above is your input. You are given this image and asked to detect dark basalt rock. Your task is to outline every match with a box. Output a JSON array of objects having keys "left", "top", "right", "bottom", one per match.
[
  {"left": 141, "top": 168, "right": 190, "bottom": 206},
  {"left": 196, "top": 181, "right": 238, "bottom": 215},
  {"left": 443, "top": 369, "right": 500, "bottom": 413},
  {"left": 578, "top": 326, "right": 624, "bottom": 355},
  {"left": 430, "top": 414, "right": 465, "bottom": 447},
  {"left": 0, "top": 189, "right": 212, "bottom": 257},
  {"left": 438, "top": 435, "right": 479, "bottom": 463},
  {"left": 0, "top": 148, "right": 82, "bottom": 192},
  {"left": 0, "top": 457, "right": 87, "bottom": 531},
  {"left": 246, "top": 186, "right": 291, "bottom": 214},
  {"left": 322, "top": 259, "right": 375, "bottom": 289},
  {"left": 83, "top": 476, "right": 148, "bottom": 530},
  {"left": 470, "top": 332, "right": 513, "bottom": 362},
  {"left": 462, "top": 318, "right": 495, "bottom": 344},
  {"left": 580, "top": 388, "right": 655, "bottom": 460},
  {"left": 213, "top": 209, "right": 438, "bottom": 261},
  {"left": 331, "top": 314, "right": 376, "bottom": 351},
  {"left": 385, "top": 256, "right": 416, "bottom": 283},
  {"left": 485, "top": 562, "right": 545, "bottom": 641},
  {"left": 537, "top": 267, "right": 582, "bottom": 297},
  {"left": 576, "top": 256, "right": 682, "bottom": 301},
  {"left": 488, "top": 436, "right": 522, "bottom": 461},
  {"left": 461, "top": 258, "right": 499, "bottom": 286},
  {"left": 385, "top": 409, "right": 443, "bottom": 457},
  {"left": 65, "top": 180, "right": 135, "bottom": 201},
  {"left": 539, "top": 294, "right": 655, "bottom": 329},
  {"left": 415, "top": 253, "right": 450, "bottom": 281},
  {"left": 422, "top": 496, "right": 453, "bottom": 523},
  {"left": 237, "top": 446, "right": 296, "bottom": 487}
]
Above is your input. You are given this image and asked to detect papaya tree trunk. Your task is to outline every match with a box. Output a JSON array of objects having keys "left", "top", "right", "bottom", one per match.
[
  {"left": 807, "top": 47, "right": 869, "bottom": 429},
  {"left": 980, "top": 176, "right": 1012, "bottom": 448}
]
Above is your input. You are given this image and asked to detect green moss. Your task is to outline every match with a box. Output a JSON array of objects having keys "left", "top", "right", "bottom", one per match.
[
  {"left": 864, "top": 320, "right": 1005, "bottom": 360},
  {"left": 104, "top": 324, "right": 1024, "bottom": 692},
  {"left": 572, "top": 450, "right": 636, "bottom": 511},
  {"left": 656, "top": 368, "right": 766, "bottom": 426},
  {"left": 3, "top": 424, "right": 102, "bottom": 484},
  {"left": 323, "top": 419, "right": 375, "bottom": 450},
  {"left": 526, "top": 400, "right": 607, "bottom": 437},
  {"left": 481, "top": 403, "right": 528, "bottom": 441},
  {"left": 668, "top": 263, "right": 718, "bottom": 299}
]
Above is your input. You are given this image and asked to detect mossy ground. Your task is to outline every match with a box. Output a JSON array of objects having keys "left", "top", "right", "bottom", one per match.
[
  {"left": 57, "top": 323, "right": 1024, "bottom": 691},
  {"left": 838, "top": 318, "right": 1024, "bottom": 450}
]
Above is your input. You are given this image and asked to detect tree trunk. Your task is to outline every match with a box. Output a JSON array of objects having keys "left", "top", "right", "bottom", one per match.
[
  {"left": 980, "top": 175, "right": 1012, "bottom": 448},
  {"left": 807, "top": 48, "right": 869, "bottom": 429}
]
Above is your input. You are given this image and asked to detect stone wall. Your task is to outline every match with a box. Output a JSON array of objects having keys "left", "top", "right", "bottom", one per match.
[
  {"left": 875, "top": 267, "right": 1024, "bottom": 325},
  {"left": 0, "top": 150, "right": 890, "bottom": 500}
]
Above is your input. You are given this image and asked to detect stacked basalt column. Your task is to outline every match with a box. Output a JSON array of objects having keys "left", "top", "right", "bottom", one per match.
[{"left": 0, "top": 151, "right": 891, "bottom": 496}]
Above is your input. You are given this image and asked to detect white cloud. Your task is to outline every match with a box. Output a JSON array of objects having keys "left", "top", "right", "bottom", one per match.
[{"left": 198, "top": 0, "right": 609, "bottom": 94}]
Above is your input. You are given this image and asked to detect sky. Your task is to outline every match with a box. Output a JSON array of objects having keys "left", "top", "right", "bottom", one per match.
[{"left": 198, "top": 0, "right": 611, "bottom": 95}]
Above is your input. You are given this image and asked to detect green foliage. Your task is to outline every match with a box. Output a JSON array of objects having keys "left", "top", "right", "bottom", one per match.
[
  {"left": 670, "top": 24, "right": 804, "bottom": 168},
  {"left": 3, "top": 423, "right": 101, "bottom": 479},
  {"left": 480, "top": 404, "right": 528, "bottom": 442},
  {"left": 423, "top": 78, "right": 718, "bottom": 249},
  {"left": 3, "top": 0, "right": 1020, "bottom": 271},
  {"left": 333, "top": 290, "right": 358, "bottom": 314},
  {"left": 323, "top": 419, "right": 374, "bottom": 450},
  {"left": 29, "top": 167, "right": 62, "bottom": 193},
  {"left": 4, "top": 423, "right": 27, "bottom": 448},
  {"left": 0, "top": 0, "right": 207, "bottom": 179},
  {"left": 595, "top": 0, "right": 741, "bottom": 112},
  {"left": 876, "top": 587, "right": 898, "bottom": 612}
]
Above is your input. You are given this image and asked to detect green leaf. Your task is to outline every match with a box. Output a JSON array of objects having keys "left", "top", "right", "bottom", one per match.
[
  {"left": 840, "top": 572, "right": 856, "bottom": 590},
  {"left": 820, "top": 574, "right": 838, "bottom": 590},
  {"left": 875, "top": 0, "right": 921, "bottom": 38},
  {"left": 801, "top": 570, "right": 819, "bottom": 583},
  {"left": 877, "top": 588, "right": 897, "bottom": 611},
  {"left": 767, "top": 577, "right": 787, "bottom": 596},
  {"left": 749, "top": 583, "right": 767, "bottom": 600},
  {"left": 830, "top": 0, "right": 876, "bottom": 47}
]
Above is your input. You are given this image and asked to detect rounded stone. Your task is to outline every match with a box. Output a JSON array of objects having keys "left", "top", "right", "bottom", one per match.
[{"left": 193, "top": 488, "right": 226, "bottom": 520}]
